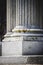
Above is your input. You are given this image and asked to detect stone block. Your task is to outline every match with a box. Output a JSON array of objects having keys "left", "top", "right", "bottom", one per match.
[
  {"left": 2, "top": 41, "right": 22, "bottom": 56},
  {"left": 22, "top": 41, "right": 43, "bottom": 55}
]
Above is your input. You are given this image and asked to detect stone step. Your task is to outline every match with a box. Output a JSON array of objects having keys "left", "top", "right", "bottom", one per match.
[
  {"left": 0, "top": 56, "right": 43, "bottom": 64},
  {"left": 0, "top": 63, "right": 43, "bottom": 65}
]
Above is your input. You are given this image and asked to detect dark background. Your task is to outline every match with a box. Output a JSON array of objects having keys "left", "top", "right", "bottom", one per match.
[{"left": 0, "top": 0, "right": 6, "bottom": 41}]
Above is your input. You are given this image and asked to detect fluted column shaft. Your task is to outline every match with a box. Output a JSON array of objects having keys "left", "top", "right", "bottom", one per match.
[
  {"left": 15, "top": 0, "right": 43, "bottom": 29},
  {"left": 7, "top": 0, "right": 12, "bottom": 32},
  {"left": 12, "top": 0, "right": 16, "bottom": 29},
  {"left": 7, "top": 0, "right": 43, "bottom": 32}
]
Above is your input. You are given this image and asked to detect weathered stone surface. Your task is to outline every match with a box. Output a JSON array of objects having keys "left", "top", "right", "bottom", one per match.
[
  {"left": 0, "top": 56, "right": 43, "bottom": 64},
  {"left": 2, "top": 41, "right": 22, "bottom": 56},
  {"left": 22, "top": 41, "right": 43, "bottom": 55},
  {"left": 2, "top": 39, "right": 43, "bottom": 56},
  {"left": 1, "top": 0, "right": 43, "bottom": 64}
]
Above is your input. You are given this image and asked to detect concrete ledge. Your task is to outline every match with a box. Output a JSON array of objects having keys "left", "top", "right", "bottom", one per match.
[{"left": 0, "top": 55, "right": 43, "bottom": 64}]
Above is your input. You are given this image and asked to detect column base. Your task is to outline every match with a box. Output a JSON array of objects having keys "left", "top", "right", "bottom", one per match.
[
  {"left": 2, "top": 26, "right": 43, "bottom": 56},
  {"left": 2, "top": 34, "right": 43, "bottom": 56}
]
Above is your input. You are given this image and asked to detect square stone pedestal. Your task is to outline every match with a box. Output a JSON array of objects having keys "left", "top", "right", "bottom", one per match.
[{"left": 2, "top": 36, "right": 43, "bottom": 56}]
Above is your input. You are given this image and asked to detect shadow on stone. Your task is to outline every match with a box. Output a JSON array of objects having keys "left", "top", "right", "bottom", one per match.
[{"left": 27, "top": 57, "right": 43, "bottom": 64}]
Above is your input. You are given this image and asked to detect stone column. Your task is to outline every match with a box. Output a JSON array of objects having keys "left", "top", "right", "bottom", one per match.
[
  {"left": 19, "top": 0, "right": 21, "bottom": 25},
  {"left": 2, "top": 0, "right": 43, "bottom": 56},
  {"left": 21, "top": 0, "right": 25, "bottom": 26},
  {"left": 30, "top": 0, "right": 33, "bottom": 26},
  {"left": 16, "top": 0, "right": 20, "bottom": 26},
  {"left": 40, "top": 2, "right": 42, "bottom": 29},
  {"left": 12, "top": 0, "right": 16, "bottom": 29},
  {"left": 12, "top": 0, "right": 43, "bottom": 32},
  {"left": 27, "top": 0, "right": 30, "bottom": 28},
  {"left": 7, "top": 0, "right": 43, "bottom": 32},
  {"left": 36, "top": 0, "right": 40, "bottom": 28},
  {"left": 7, "top": 0, "right": 12, "bottom": 32},
  {"left": 24, "top": 0, "right": 27, "bottom": 27}
]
